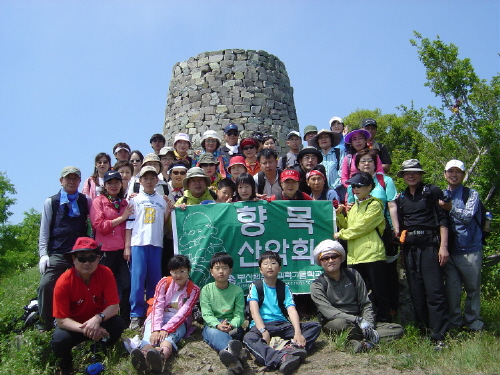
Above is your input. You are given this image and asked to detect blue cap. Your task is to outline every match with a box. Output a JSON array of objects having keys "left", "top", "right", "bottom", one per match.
[{"left": 224, "top": 124, "right": 239, "bottom": 134}]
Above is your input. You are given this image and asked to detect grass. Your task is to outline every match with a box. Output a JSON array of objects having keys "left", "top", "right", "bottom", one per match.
[{"left": 1, "top": 267, "right": 500, "bottom": 374}]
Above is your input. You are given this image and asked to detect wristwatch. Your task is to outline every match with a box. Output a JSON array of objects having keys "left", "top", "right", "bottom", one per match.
[
  {"left": 98, "top": 313, "right": 105, "bottom": 321},
  {"left": 258, "top": 327, "right": 267, "bottom": 334}
]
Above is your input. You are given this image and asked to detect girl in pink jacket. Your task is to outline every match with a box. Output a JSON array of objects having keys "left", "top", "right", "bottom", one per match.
[{"left": 131, "top": 255, "right": 200, "bottom": 373}]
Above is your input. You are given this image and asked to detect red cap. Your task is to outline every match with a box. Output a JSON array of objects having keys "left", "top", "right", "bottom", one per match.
[{"left": 280, "top": 169, "right": 300, "bottom": 182}]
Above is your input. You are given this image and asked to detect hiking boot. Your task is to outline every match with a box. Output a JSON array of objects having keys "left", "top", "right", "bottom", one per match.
[
  {"left": 130, "top": 348, "right": 147, "bottom": 372},
  {"left": 281, "top": 343, "right": 308, "bottom": 360},
  {"left": 347, "top": 339, "right": 363, "bottom": 353},
  {"left": 433, "top": 340, "right": 447, "bottom": 351},
  {"left": 147, "top": 348, "right": 164, "bottom": 374},
  {"left": 227, "top": 340, "right": 246, "bottom": 362},
  {"left": 129, "top": 317, "right": 143, "bottom": 330},
  {"left": 219, "top": 349, "right": 244, "bottom": 374},
  {"left": 279, "top": 354, "right": 301, "bottom": 375}
]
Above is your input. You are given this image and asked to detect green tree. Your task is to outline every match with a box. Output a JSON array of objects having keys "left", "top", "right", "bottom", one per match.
[
  {"left": 0, "top": 172, "right": 16, "bottom": 225},
  {"left": 410, "top": 32, "right": 500, "bottom": 202}
]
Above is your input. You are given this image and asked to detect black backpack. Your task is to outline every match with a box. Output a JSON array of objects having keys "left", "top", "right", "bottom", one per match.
[{"left": 247, "top": 279, "right": 289, "bottom": 322}]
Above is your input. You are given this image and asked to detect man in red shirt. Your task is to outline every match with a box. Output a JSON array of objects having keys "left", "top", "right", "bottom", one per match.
[{"left": 51, "top": 237, "right": 125, "bottom": 375}]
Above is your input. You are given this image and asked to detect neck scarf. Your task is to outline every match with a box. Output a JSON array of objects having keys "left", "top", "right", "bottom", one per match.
[
  {"left": 60, "top": 189, "right": 80, "bottom": 217},
  {"left": 107, "top": 195, "right": 122, "bottom": 211}
]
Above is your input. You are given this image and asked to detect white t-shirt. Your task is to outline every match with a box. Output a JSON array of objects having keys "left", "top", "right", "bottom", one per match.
[{"left": 126, "top": 191, "right": 167, "bottom": 247}]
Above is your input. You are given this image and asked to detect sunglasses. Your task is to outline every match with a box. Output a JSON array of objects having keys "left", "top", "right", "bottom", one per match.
[
  {"left": 130, "top": 159, "right": 142, "bottom": 163},
  {"left": 351, "top": 184, "right": 367, "bottom": 189},
  {"left": 226, "top": 131, "right": 239, "bottom": 136},
  {"left": 243, "top": 145, "right": 256, "bottom": 150},
  {"left": 199, "top": 163, "right": 216, "bottom": 168},
  {"left": 172, "top": 170, "right": 187, "bottom": 176},
  {"left": 151, "top": 138, "right": 164, "bottom": 142},
  {"left": 76, "top": 254, "right": 98, "bottom": 263},
  {"left": 320, "top": 254, "right": 340, "bottom": 261}
]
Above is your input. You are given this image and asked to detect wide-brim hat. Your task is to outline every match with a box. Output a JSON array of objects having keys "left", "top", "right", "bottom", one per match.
[
  {"left": 173, "top": 133, "right": 191, "bottom": 147},
  {"left": 313, "top": 239, "right": 345, "bottom": 265},
  {"left": 198, "top": 152, "right": 218, "bottom": 165},
  {"left": 183, "top": 167, "right": 211, "bottom": 189},
  {"left": 297, "top": 147, "right": 324, "bottom": 164},
  {"left": 396, "top": 159, "right": 426, "bottom": 178},
  {"left": 303, "top": 125, "right": 318, "bottom": 139},
  {"left": 344, "top": 129, "right": 371, "bottom": 144},
  {"left": 64, "top": 237, "right": 101, "bottom": 263},
  {"left": 201, "top": 130, "right": 221, "bottom": 149},
  {"left": 310, "top": 129, "right": 342, "bottom": 149}
]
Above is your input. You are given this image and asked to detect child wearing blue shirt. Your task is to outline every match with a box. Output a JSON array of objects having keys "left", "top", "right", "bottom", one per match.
[{"left": 243, "top": 251, "right": 321, "bottom": 375}]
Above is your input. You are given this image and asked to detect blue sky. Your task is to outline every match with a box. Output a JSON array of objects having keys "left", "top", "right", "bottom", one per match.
[{"left": 1, "top": 1, "right": 498, "bottom": 223}]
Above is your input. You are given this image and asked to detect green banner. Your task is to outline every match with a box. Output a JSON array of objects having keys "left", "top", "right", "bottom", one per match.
[{"left": 172, "top": 200, "right": 335, "bottom": 294}]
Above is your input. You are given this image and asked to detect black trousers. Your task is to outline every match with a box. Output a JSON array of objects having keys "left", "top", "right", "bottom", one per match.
[
  {"left": 403, "top": 234, "right": 448, "bottom": 341},
  {"left": 51, "top": 315, "right": 125, "bottom": 369},
  {"left": 351, "top": 261, "right": 390, "bottom": 322}
]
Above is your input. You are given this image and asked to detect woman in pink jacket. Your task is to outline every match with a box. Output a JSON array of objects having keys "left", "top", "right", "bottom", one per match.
[
  {"left": 341, "top": 129, "right": 384, "bottom": 187},
  {"left": 131, "top": 255, "right": 200, "bottom": 373},
  {"left": 90, "top": 170, "right": 134, "bottom": 324}
]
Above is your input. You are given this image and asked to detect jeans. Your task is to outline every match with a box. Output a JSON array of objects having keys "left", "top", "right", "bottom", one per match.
[
  {"left": 141, "top": 319, "right": 186, "bottom": 351},
  {"left": 203, "top": 323, "right": 244, "bottom": 353}
]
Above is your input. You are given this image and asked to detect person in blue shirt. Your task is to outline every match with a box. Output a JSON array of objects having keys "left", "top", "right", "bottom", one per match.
[
  {"left": 439, "top": 160, "right": 484, "bottom": 331},
  {"left": 243, "top": 251, "right": 321, "bottom": 375}
]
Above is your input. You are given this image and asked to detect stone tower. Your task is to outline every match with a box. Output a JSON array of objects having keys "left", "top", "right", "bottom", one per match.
[{"left": 163, "top": 49, "right": 299, "bottom": 152}]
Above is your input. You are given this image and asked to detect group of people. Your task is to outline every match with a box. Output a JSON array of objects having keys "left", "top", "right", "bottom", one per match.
[{"left": 37, "top": 118, "right": 485, "bottom": 374}]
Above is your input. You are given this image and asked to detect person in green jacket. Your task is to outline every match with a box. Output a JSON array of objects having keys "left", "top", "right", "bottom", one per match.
[
  {"left": 175, "top": 167, "right": 215, "bottom": 207},
  {"left": 334, "top": 172, "right": 389, "bottom": 322}
]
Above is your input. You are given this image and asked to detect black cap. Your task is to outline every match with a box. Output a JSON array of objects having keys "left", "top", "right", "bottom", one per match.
[
  {"left": 346, "top": 172, "right": 373, "bottom": 186},
  {"left": 103, "top": 170, "right": 122, "bottom": 183},
  {"left": 361, "top": 118, "right": 377, "bottom": 128}
]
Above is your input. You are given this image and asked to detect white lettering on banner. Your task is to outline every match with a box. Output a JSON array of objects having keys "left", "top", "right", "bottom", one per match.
[
  {"left": 237, "top": 206, "right": 268, "bottom": 236},
  {"left": 287, "top": 207, "right": 314, "bottom": 234},
  {"left": 238, "top": 239, "right": 290, "bottom": 267},
  {"left": 291, "top": 239, "right": 315, "bottom": 265}
]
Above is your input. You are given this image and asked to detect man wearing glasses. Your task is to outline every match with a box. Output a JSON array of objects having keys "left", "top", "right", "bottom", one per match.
[
  {"left": 150, "top": 133, "right": 166, "bottom": 155},
  {"left": 395, "top": 159, "right": 449, "bottom": 349},
  {"left": 310, "top": 240, "right": 403, "bottom": 353},
  {"left": 51, "top": 237, "right": 124, "bottom": 375},
  {"left": 220, "top": 123, "right": 242, "bottom": 157}
]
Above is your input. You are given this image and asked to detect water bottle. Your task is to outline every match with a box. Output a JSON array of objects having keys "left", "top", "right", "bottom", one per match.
[{"left": 484, "top": 212, "right": 493, "bottom": 233}]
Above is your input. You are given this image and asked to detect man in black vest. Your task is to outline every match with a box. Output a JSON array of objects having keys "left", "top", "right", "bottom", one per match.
[{"left": 37, "top": 166, "right": 91, "bottom": 331}]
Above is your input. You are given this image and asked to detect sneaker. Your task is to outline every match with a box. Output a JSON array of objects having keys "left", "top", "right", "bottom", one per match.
[
  {"left": 219, "top": 349, "right": 244, "bottom": 374},
  {"left": 130, "top": 348, "right": 147, "bottom": 372},
  {"left": 281, "top": 344, "right": 308, "bottom": 360},
  {"left": 279, "top": 354, "right": 301, "bottom": 375},
  {"left": 227, "top": 340, "right": 245, "bottom": 362},
  {"left": 147, "top": 349, "right": 163, "bottom": 374},
  {"left": 129, "top": 317, "right": 143, "bottom": 330}
]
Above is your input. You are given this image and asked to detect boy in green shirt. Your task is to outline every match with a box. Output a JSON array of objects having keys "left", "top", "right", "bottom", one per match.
[{"left": 200, "top": 252, "right": 246, "bottom": 374}]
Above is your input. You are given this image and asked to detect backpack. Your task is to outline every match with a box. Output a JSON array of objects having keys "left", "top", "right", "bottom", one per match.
[
  {"left": 461, "top": 187, "right": 489, "bottom": 245},
  {"left": 257, "top": 169, "right": 282, "bottom": 195},
  {"left": 146, "top": 276, "right": 195, "bottom": 317},
  {"left": 247, "top": 279, "right": 289, "bottom": 321}
]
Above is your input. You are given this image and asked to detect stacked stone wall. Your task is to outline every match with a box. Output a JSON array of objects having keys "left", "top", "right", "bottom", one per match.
[{"left": 163, "top": 49, "right": 299, "bottom": 152}]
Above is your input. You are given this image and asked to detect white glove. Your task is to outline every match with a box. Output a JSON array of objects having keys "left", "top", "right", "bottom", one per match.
[
  {"left": 39, "top": 255, "right": 50, "bottom": 274},
  {"left": 355, "top": 317, "right": 374, "bottom": 330}
]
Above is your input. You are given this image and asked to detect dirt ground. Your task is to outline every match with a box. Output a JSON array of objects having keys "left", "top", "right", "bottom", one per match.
[{"left": 156, "top": 324, "right": 426, "bottom": 375}]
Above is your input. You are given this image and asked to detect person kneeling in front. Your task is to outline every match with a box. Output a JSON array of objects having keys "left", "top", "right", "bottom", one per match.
[{"left": 51, "top": 237, "right": 125, "bottom": 375}]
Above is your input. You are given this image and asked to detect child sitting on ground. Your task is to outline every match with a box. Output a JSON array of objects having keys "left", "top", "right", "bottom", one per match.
[
  {"left": 200, "top": 252, "right": 247, "bottom": 373},
  {"left": 243, "top": 251, "right": 321, "bottom": 375},
  {"left": 216, "top": 178, "right": 236, "bottom": 203},
  {"left": 130, "top": 255, "right": 200, "bottom": 373}
]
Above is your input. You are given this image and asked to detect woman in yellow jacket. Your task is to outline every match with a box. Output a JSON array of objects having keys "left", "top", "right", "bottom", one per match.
[{"left": 334, "top": 172, "right": 389, "bottom": 322}]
